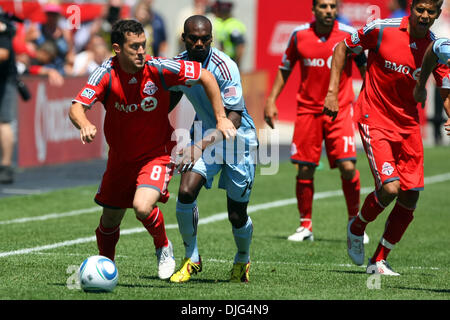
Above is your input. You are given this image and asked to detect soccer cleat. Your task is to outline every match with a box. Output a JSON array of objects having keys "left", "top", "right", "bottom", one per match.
[
  {"left": 287, "top": 226, "right": 314, "bottom": 242},
  {"left": 169, "top": 256, "right": 202, "bottom": 283},
  {"left": 363, "top": 232, "right": 370, "bottom": 244},
  {"left": 0, "top": 165, "right": 13, "bottom": 184},
  {"left": 366, "top": 259, "right": 400, "bottom": 276},
  {"left": 230, "top": 261, "right": 250, "bottom": 283},
  {"left": 347, "top": 217, "right": 364, "bottom": 265},
  {"left": 156, "top": 240, "right": 176, "bottom": 280}
]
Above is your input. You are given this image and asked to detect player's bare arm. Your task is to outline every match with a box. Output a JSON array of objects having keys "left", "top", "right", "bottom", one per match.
[
  {"left": 198, "top": 68, "right": 237, "bottom": 139},
  {"left": 264, "top": 69, "right": 291, "bottom": 129},
  {"left": 414, "top": 42, "right": 438, "bottom": 107},
  {"left": 69, "top": 102, "right": 97, "bottom": 144},
  {"left": 323, "top": 40, "right": 348, "bottom": 121}
]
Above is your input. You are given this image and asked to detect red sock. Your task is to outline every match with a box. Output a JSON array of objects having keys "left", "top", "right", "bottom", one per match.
[
  {"left": 138, "top": 206, "right": 168, "bottom": 249},
  {"left": 95, "top": 218, "right": 120, "bottom": 261},
  {"left": 371, "top": 202, "right": 414, "bottom": 262},
  {"left": 296, "top": 178, "right": 314, "bottom": 231},
  {"left": 350, "top": 191, "right": 385, "bottom": 236},
  {"left": 342, "top": 169, "right": 360, "bottom": 219}
]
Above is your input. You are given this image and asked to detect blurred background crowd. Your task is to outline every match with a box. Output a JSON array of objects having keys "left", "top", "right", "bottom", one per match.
[{"left": 2, "top": 0, "right": 251, "bottom": 85}]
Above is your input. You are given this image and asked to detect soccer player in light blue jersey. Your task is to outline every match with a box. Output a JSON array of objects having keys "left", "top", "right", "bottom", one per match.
[
  {"left": 414, "top": 38, "right": 450, "bottom": 135},
  {"left": 169, "top": 15, "right": 258, "bottom": 283}
]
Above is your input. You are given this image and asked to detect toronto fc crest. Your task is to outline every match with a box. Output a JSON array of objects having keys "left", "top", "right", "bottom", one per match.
[{"left": 143, "top": 81, "right": 158, "bottom": 95}]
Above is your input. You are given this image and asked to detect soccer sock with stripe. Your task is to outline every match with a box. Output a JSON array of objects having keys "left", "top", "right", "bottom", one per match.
[
  {"left": 350, "top": 191, "right": 385, "bottom": 236},
  {"left": 296, "top": 178, "right": 314, "bottom": 231},
  {"left": 232, "top": 216, "right": 253, "bottom": 264},
  {"left": 176, "top": 200, "right": 200, "bottom": 263},
  {"left": 341, "top": 169, "right": 361, "bottom": 220},
  {"left": 371, "top": 201, "right": 414, "bottom": 262},
  {"left": 137, "top": 206, "right": 168, "bottom": 250},
  {"left": 95, "top": 217, "right": 120, "bottom": 261}
]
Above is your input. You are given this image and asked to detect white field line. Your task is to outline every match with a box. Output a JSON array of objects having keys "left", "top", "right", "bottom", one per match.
[{"left": 0, "top": 172, "right": 449, "bottom": 258}]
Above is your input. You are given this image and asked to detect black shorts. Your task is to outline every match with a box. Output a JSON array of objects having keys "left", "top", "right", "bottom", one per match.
[{"left": 0, "top": 77, "right": 17, "bottom": 123}]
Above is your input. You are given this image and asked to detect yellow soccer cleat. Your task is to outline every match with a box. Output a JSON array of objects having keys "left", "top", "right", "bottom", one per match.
[
  {"left": 230, "top": 261, "right": 250, "bottom": 283},
  {"left": 169, "top": 256, "right": 202, "bottom": 283}
]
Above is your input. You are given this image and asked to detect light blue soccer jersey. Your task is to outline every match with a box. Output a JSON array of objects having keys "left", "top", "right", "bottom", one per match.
[
  {"left": 172, "top": 47, "right": 258, "bottom": 202},
  {"left": 433, "top": 38, "right": 450, "bottom": 65}
]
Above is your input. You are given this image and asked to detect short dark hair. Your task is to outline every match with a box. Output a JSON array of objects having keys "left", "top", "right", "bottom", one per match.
[
  {"left": 313, "top": 0, "right": 337, "bottom": 8},
  {"left": 111, "top": 19, "right": 144, "bottom": 47},
  {"left": 411, "top": 0, "right": 444, "bottom": 9},
  {"left": 183, "top": 15, "right": 212, "bottom": 34}
]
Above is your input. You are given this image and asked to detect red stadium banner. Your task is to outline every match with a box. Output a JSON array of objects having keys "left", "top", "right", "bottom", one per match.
[
  {"left": 17, "top": 76, "right": 105, "bottom": 168},
  {"left": 256, "top": 0, "right": 390, "bottom": 122}
]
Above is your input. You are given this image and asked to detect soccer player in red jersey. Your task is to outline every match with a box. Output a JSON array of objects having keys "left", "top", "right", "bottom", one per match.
[
  {"left": 264, "top": 0, "right": 367, "bottom": 242},
  {"left": 69, "top": 19, "right": 236, "bottom": 280},
  {"left": 324, "top": 0, "right": 450, "bottom": 275}
]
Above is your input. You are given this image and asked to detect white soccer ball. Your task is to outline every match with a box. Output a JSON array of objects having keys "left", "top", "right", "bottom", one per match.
[{"left": 79, "top": 255, "right": 118, "bottom": 292}]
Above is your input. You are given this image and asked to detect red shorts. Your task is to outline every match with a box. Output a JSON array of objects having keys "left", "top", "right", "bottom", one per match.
[
  {"left": 95, "top": 154, "right": 174, "bottom": 209},
  {"left": 358, "top": 123, "right": 424, "bottom": 191},
  {"left": 290, "top": 105, "right": 357, "bottom": 168}
]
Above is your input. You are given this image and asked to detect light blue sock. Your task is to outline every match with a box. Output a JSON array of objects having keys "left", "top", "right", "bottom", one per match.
[
  {"left": 176, "top": 200, "right": 200, "bottom": 263},
  {"left": 232, "top": 216, "right": 253, "bottom": 264}
]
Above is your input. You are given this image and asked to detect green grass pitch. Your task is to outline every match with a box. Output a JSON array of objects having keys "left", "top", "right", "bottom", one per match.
[{"left": 0, "top": 146, "right": 449, "bottom": 301}]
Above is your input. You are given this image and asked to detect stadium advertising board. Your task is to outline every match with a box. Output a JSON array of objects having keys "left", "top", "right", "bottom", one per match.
[{"left": 17, "top": 77, "right": 105, "bottom": 168}]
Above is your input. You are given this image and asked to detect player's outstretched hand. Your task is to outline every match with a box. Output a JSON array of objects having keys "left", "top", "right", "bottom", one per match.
[
  {"left": 323, "top": 92, "right": 339, "bottom": 121},
  {"left": 413, "top": 84, "right": 427, "bottom": 109},
  {"left": 264, "top": 100, "right": 278, "bottom": 129},
  {"left": 174, "top": 144, "right": 203, "bottom": 173},
  {"left": 217, "top": 117, "right": 237, "bottom": 140},
  {"left": 80, "top": 124, "right": 97, "bottom": 144}
]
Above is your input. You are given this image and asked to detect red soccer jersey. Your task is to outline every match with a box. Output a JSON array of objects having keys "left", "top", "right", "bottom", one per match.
[
  {"left": 345, "top": 16, "right": 450, "bottom": 133},
  {"left": 73, "top": 55, "right": 201, "bottom": 162},
  {"left": 280, "top": 20, "right": 357, "bottom": 114}
]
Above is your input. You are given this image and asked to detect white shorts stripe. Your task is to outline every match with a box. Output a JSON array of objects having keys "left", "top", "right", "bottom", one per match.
[{"left": 359, "top": 123, "right": 382, "bottom": 189}]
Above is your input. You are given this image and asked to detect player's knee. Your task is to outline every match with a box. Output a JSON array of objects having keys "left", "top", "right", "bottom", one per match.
[
  {"left": 338, "top": 161, "right": 356, "bottom": 180},
  {"left": 297, "top": 165, "right": 315, "bottom": 180},
  {"left": 228, "top": 211, "right": 248, "bottom": 229},
  {"left": 177, "top": 185, "right": 197, "bottom": 204},
  {"left": 133, "top": 200, "right": 156, "bottom": 221},
  {"left": 101, "top": 212, "right": 122, "bottom": 228},
  {"left": 381, "top": 181, "right": 401, "bottom": 199},
  {"left": 398, "top": 190, "right": 420, "bottom": 208}
]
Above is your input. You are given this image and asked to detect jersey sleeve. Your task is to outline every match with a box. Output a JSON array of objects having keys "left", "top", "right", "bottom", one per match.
[
  {"left": 158, "top": 58, "right": 202, "bottom": 88},
  {"left": 72, "top": 66, "right": 109, "bottom": 108},
  {"left": 279, "top": 29, "right": 301, "bottom": 71},
  {"left": 433, "top": 38, "right": 450, "bottom": 65},
  {"left": 344, "top": 20, "right": 381, "bottom": 54},
  {"left": 213, "top": 60, "right": 244, "bottom": 112}
]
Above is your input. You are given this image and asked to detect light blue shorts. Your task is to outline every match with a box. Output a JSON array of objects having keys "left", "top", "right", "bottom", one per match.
[{"left": 191, "top": 150, "right": 256, "bottom": 203}]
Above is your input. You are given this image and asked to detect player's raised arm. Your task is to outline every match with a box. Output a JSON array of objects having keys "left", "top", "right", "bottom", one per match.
[
  {"left": 198, "top": 68, "right": 237, "bottom": 139},
  {"left": 69, "top": 102, "right": 97, "bottom": 144},
  {"left": 414, "top": 42, "right": 438, "bottom": 106},
  {"left": 323, "top": 40, "right": 349, "bottom": 121}
]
